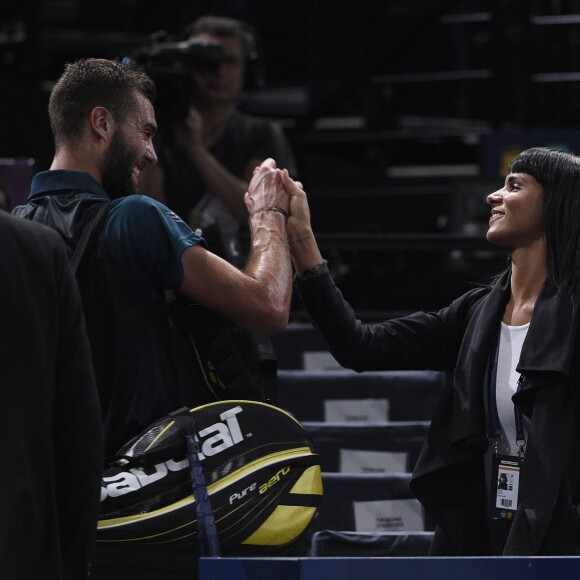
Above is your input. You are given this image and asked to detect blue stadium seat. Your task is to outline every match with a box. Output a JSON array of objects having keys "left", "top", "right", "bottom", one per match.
[
  {"left": 311, "top": 530, "right": 434, "bottom": 557},
  {"left": 312, "top": 472, "right": 433, "bottom": 534},
  {"left": 303, "top": 421, "right": 430, "bottom": 473},
  {"left": 278, "top": 369, "right": 446, "bottom": 422},
  {"left": 271, "top": 322, "right": 336, "bottom": 370}
]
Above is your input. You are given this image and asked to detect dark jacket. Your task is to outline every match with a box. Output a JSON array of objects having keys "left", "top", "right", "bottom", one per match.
[
  {"left": 296, "top": 268, "right": 580, "bottom": 555},
  {"left": 0, "top": 211, "right": 103, "bottom": 578}
]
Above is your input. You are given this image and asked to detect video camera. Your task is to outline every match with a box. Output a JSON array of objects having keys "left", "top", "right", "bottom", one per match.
[
  {"left": 127, "top": 32, "right": 226, "bottom": 127},
  {"left": 132, "top": 32, "right": 225, "bottom": 74}
]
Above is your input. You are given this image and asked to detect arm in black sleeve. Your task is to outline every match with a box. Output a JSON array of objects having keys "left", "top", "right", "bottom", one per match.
[{"left": 294, "top": 264, "right": 486, "bottom": 373}]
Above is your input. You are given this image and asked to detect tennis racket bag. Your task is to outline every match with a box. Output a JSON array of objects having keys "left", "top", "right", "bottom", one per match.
[{"left": 97, "top": 400, "right": 323, "bottom": 555}]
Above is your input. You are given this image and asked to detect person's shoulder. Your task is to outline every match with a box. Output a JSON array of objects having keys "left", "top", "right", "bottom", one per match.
[
  {"left": 232, "top": 109, "right": 280, "bottom": 131},
  {"left": 110, "top": 194, "right": 184, "bottom": 223},
  {"left": 451, "top": 285, "right": 490, "bottom": 309},
  {"left": 2, "top": 212, "right": 69, "bottom": 272},
  {"left": 2, "top": 210, "right": 62, "bottom": 245},
  {"left": 112, "top": 194, "right": 162, "bottom": 212},
  {"left": 461, "top": 285, "right": 490, "bottom": 301},
  {"left": 105, "top": 195, "right": 196, "bottom": 243},
  {"left": 442, "top": 285, "right": 492, "bottom": 326}
]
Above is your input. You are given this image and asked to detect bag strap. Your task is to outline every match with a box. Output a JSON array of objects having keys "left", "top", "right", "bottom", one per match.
[
  {"left": 70, "top": 202, "right": 112, "bottom": 274},
  {"left": 170, "top": 408, "right": 221, "bottom": 558},
  {"left": 169, "top": 294, "right": 271, "bottom": 403}
]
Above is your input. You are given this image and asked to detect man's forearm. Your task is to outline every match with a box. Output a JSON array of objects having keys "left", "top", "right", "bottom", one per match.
[{"left": 243, "top": 209, "right": 292, "bottom": 330}]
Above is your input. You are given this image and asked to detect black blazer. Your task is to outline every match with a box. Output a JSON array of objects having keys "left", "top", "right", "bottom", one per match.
[
  {"left": 296, "top": 269, "right": 580, "bottom": 555},
  {"left": 0, "top": 212, "right": 103, "bottom": 578}
]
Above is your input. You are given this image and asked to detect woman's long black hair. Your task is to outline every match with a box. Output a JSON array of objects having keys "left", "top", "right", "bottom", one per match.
[{"left": 507, "top": 147, "right": 580, "bottom": 294}]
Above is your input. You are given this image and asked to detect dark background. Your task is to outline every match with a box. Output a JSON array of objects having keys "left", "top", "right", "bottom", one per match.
[{"left": 2, "top": 0, "right": 579, "bottom": 316}]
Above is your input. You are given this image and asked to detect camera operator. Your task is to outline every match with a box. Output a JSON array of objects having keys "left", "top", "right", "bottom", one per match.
[{"left": 139, "top": 15, "right": 298, "bottom": 267}]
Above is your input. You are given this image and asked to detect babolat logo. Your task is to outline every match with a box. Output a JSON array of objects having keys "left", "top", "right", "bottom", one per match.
[
  {"left": 101, "top": 457, "right": 189, "bottom": 501},
  {"left": 197, "top": 406, "right": 245, "bottom": 460},
  {"left": 101, "top": 406, "right": 246, "bottom": 501}
]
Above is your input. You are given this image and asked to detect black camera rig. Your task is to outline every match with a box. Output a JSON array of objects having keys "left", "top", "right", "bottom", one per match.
[{"left": 126, "top": 32, "right": 226, "bottom": 126}]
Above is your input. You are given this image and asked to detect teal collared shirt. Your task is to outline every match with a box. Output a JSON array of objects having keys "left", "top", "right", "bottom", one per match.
[
  {"left": 24, "top": 169, "right": 205, "bottom": 293},
  {"left": 29, "top": 169, "right": 110, "bottom": 201}
]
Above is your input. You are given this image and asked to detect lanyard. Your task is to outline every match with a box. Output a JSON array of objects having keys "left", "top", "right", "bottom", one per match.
[{"left": 486, "top": 335, "right": 526, "bottom": 457}]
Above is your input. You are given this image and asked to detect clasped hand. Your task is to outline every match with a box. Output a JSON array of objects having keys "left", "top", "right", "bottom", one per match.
[
  {"left": 245, "top": 158, "right": 312, "bottom": 241},
  {"left": 245, "top": 158, "right": 289, "bottom": 216}
]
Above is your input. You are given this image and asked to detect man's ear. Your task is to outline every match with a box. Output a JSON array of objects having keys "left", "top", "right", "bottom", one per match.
[{"left": 89, "top": 106, "right": 114, "bottom": 142}]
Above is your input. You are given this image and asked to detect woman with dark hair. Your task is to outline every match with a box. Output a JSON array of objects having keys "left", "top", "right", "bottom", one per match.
[
  {"left": 507, "top": 147, "right": 580, "bottom": 293},
  {"left": 281, "top": 147, "right": 580, "bottom": 556}
]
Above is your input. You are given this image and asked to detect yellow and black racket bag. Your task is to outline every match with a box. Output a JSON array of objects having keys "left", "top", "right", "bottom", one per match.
[{"left": 97, "top": 400, "right": 322, "bottom": 555}]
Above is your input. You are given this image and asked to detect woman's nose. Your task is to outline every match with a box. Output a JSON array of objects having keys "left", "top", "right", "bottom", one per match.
[{"left": 486, "top": 189, "right": 502, "bottom": 205}]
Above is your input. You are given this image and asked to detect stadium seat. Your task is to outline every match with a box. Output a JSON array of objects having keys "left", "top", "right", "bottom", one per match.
[
  {"left": 310, "top": 530, "right": 434, "bottom": 557},
  {"left": 311, "top": 472, "right": 434, "bottom": 535},
  {"left": 278, "top": 369, "right": 446, "bottom": 422},
  {"left": 303, "top": 421, "right": 430, "bottom": 473},
  {"left": 271, "top": 322, "right": 339, "bottom": 370}
]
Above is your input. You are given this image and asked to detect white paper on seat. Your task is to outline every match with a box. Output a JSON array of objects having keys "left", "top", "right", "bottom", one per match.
[
  {"left": 339, "top": 449, "right": 408, "bottom": 473},
  {"left": 302, "top": 351, "right": 343, "bottom": 370},
  {"left": 324, "top": 398, "right": 390, "bottom": 422},
  {"left": 353, "top": 498, "right": 424, "bottom": 532}
]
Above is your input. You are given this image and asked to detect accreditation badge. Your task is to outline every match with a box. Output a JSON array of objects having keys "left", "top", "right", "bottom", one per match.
[{"left": 488, "top": 454, "right": 522, "bottom": 520}]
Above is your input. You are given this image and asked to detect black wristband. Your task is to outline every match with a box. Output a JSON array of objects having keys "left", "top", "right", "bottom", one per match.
[{"left": 297, "top": 260, "right": 329, "bottom": 281}]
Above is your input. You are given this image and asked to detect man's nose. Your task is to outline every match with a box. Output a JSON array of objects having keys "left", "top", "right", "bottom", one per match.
[{"left": 146, "top": 141, "right": 158, "bottom": 165}]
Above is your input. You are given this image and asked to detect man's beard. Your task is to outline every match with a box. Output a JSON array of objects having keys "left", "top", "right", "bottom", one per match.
[{"left": 100, "top": 129, "right": 137, "bottom": 199}]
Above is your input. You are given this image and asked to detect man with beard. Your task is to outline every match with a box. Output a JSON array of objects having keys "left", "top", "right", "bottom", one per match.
[
  {"left": 13, "top": 57, "right": 293, "bottom": 457},
  {"left": 14, "top": 58, "right": 293, "bottom": 577}
]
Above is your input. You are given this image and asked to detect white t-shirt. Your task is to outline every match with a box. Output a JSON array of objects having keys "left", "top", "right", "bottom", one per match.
[{"left": 492, "top": 321, "right": 530, "bottom": 455}]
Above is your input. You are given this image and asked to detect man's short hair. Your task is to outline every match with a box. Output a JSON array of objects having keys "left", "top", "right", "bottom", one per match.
[{"left": 48, "top": 58, "right": 156, "bottom": 150}]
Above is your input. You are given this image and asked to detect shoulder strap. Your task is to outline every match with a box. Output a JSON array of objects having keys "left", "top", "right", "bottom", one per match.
[
  {"left": 70, "top": 202, "right": 112, "bottom": 274},
  {"left": 168, "top": 293, "right": 271, "bottom": 403}
]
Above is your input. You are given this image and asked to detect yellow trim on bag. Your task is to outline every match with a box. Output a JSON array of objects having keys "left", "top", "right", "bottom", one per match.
[
  {"left": 241, "top": 505, "right": 318, "bottom": 545},
  {"left": 290, "top": 465, "right": 323, "bottom": 495},
  {"left": 98, "top": 446, "right": 315, "bottom": 531}
]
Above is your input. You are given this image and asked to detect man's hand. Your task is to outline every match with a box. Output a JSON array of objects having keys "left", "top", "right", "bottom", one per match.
[
  {"left": 244, "top": 158, "right": 289, "bottom": 217},
  {"left": 174, "top": 106, "right": 204, "bottom": 156},
  {"left": 180, "top": 157, "right": 294, "bottom": 333}
]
